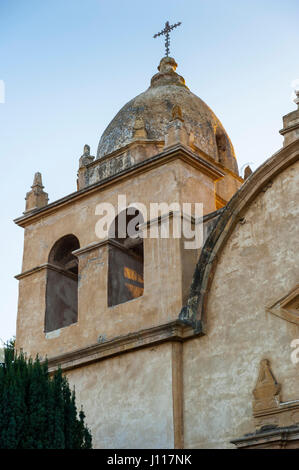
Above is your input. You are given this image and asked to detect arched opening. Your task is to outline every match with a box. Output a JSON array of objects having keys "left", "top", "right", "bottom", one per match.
[
  {"left": 108, "top": 208, "right": 144, "bottom": 307},
  {"left": 45, "top": 234, "right": 80, "bottom": 333}
]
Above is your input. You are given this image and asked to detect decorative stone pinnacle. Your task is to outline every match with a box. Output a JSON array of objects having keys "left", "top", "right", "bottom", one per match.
[
  {"left": 252, "top": 359, "right": 281, "bottom": 413},
  {"left": 172, "top": 104, "right": 184, "bottom": 122},
  {"left": 164, "top": 105, "right": 188, "bottom": 149},
  {"left": 25, "top": 172, "right": 48, "bottom": 213},
  {"left": 244, "top": 165, "right": 253, "bottom": 180},
  {"left": 79, "top": 144, "right": 94, "bottom": 168},
  {"left": 32, "top": 172, "right": 44, "bottom": 188},
  {"left": 133, "top": 116, "right": 148, "bottom": 139},
  {"left": 83, "top": 144, "right": 90, "bottom": 156},
  {"left": 294, "top": 90, "right": 299, "bottom": 108}
]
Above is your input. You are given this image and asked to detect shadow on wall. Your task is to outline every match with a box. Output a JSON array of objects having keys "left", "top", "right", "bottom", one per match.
[{"left": 45, "top": 234, "right": 80, "bottom": 333}]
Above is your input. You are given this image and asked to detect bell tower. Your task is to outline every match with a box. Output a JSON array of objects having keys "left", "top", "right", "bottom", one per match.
[{"left": 15, "top": 55, "right": 242, "bottom": 448}]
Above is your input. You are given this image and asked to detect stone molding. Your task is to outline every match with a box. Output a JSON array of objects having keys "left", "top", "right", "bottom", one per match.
[
  {"left": 46, "top": 320, "right": 199, "bottom": 373},
  {"left": 231, "top": 425, "right": 299, "bottom": 449},
  {"left": 15, "top": 262, "right": 77, "bottom": 281},
  {"left": 72, "top": 239, "right": 109, "bottom": 257},
  {"left": 254, "top": 400, "right": 299, "bottom": 430},
  {"left": 280, "top": 121, "right": 299, "bottom": 136}
]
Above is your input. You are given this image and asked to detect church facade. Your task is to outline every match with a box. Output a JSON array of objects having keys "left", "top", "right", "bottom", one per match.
[{"left": 14, "top": 56, "right": 299, "bottom": 449}]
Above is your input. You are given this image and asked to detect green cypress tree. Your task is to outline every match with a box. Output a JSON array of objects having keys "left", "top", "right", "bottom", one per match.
[
  {"left": 0, "top": 344, "right": 26, "bottom": 448},
  {"left": 0, "top": 341, "right": 92, "bottom": 449},
  {"left": 22, "top": 356, "right": 49, "bottom": 449},
  {"left": 62, "top": 376, "right": 75, "bottom": 448},
  {"left": 81, "top": 409, "right": 93, "bottom": 450},
  {"left": 51, "top": 368, "right": 66, "bottom": 449}
]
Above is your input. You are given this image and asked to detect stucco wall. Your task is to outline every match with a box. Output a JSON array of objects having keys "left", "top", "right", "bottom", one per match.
[
  {"left": 183, "top": 160, "right": 299, "bottom": 448},
  {"left": 65, "top": 343, "right": 174, "bottom": 449}
]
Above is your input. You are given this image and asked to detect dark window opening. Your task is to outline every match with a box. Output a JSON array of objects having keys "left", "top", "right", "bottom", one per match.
[
  {"left": 45, "top": 234, "right": 80, "bottom": 333},
  {"left": 108, "top": 208, "right": 144, "bottom": 307}
]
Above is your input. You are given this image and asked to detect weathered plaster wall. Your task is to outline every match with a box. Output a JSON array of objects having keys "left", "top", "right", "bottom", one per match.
[
  {"left": 183, "top": 160, "right": 299, "bottom": 448},
  {"left": 65, "top": 343, "right": 174, "bottom": 449}
]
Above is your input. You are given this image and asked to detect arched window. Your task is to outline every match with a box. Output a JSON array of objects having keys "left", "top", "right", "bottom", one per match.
[
  {"left": 108, "top": 208, "right": 144, "bottom": 307},
  {"left": 45, "top": 234, "right": 80, "bottom": 333}
]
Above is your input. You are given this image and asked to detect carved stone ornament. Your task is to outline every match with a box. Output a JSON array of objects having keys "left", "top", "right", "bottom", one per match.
[
  {"left": 232, "top": 359, "right": 299, "bottom": 448},
  {"left": 253, "top": 359, "right": 281, "bottom": 413},
  {"left": 267, "top": 285, "right": 299, "bottom": 326}
]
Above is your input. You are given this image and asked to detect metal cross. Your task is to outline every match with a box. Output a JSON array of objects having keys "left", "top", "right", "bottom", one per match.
[{"left": 153, "top": 21, "right": 182, "bottom": 57}]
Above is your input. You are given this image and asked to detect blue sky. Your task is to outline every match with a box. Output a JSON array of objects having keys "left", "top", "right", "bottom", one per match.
[{"left": 0, "top": 0, "right": 298, "bottom": 343}]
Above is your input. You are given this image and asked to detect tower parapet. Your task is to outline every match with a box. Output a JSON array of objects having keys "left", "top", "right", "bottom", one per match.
[{"left": 280, "top": 90, "right": 299, "bottom": 146}]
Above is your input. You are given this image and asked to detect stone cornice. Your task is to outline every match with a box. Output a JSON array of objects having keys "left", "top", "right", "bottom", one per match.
[
  {"left": 253, "top": 400, "right": 299, "bottom": 420},
  {"left": 73, "top": 238, "right": 141, "bottom": 259},
  {"left": 46, "top": 320, "right": 201, "bottom": 373},
  {"left": 72, "top": 239, "right": 109, "bottom": 256},
  {"left": 15, "top": 262, "right": 77, "bottom": 281},
  {"left": 279, "top": 122, "right": 299, "bottom": 135},
  {"left": 14, "top": 144, "right": 225, "bottom": 228},
  {"left": 231, "top": 425, "right": 299, "bottom": 449}
]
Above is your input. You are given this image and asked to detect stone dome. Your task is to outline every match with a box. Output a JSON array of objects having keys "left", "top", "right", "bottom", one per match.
[{"left": 97, "top": 57, "right": 238, "bottom": 174}]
